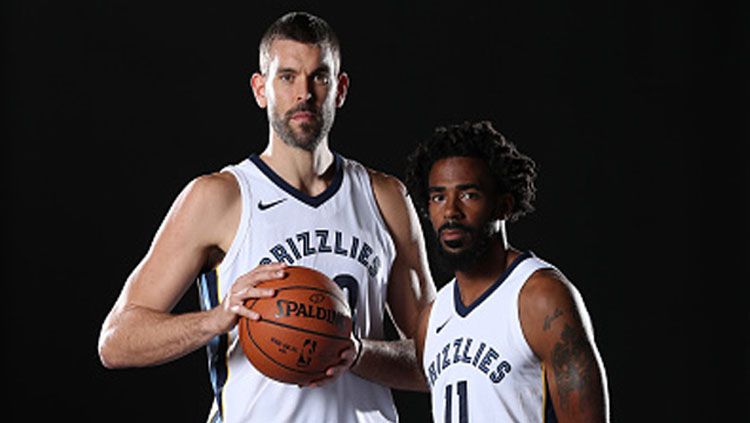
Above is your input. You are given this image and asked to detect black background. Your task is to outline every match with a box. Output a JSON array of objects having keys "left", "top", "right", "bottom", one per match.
[{"left": 3, "top": 0, "right": 747, "bottom": 421}]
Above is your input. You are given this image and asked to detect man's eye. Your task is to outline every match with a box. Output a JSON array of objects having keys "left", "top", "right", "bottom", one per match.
[
  {"left": 279, "top": 74, "right": 294, "bottom": 82},
  {"left": 314, "top": 74, "right": 330, "bottom": 85},
  {"left": 429, "top": 194, "right": 444, "bottom": 203}
]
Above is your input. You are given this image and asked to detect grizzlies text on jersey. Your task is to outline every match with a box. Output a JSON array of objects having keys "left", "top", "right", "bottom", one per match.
[
  {"left": 423, "top": 252, "right": 559, "bottom": 423},
  {"left": 198, "top": 154, "right": 398, "bottom": 423}
]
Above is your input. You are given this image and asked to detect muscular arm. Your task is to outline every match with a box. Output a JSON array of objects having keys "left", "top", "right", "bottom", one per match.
[
  {"left": 98, "top": 173, "right": 277, "bottom": 368},
  {"left": 414, "top": 301, "right": 434, "bottom": 376},
  {"left": 520, "top": 269, "right": 610, "bottom": 422},
  {"left": 348, "top": 170, "right": 436, "bottom": 391}
]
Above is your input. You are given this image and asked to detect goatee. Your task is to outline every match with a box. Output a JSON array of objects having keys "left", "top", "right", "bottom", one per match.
[
  {"left": 271, "top": 102, "right": 335, "bottom": 152},
  {"left": 433, "top": 222, "right": 494, "bottom": 273}
]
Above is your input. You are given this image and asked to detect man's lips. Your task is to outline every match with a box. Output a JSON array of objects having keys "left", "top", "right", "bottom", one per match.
[
  {"left": 291, "top": 111, "right": 316, "bottom": 121},
  {"left": 440, "top": 228, "right": 466, "bottom": 241}
]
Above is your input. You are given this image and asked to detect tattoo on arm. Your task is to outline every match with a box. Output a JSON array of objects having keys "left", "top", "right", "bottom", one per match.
[
  {"left": 551, "top": 323, "right": 594, "bottom": 411},
  {"left": 543, "top": 307, "right": 563, "bottom": 331}
]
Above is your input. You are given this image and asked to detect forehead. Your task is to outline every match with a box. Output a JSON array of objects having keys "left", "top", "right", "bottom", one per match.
[
  {"left": 428, "top": 156, "right": 493, "bottom": 188},
  {"left": 266, "top": 39, "right": 337, "bottom": 72}
]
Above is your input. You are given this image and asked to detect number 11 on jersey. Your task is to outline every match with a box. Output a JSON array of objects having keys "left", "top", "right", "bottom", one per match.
[{"left": 444, "top": 380, "right": 468, "bottom": 423}]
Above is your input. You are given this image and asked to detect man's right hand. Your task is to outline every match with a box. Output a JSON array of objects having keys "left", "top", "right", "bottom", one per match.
[{"left": 211, "top": 262, "right": 286, "bottom": 334}]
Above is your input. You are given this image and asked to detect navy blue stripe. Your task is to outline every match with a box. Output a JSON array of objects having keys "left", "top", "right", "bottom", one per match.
[
  {"left": 545, "top": 379, "right": 558, "bottom": 422},
  {"left": 249, "top": 153, "right": 344, "bottom": 208},
  {"left": 454, "top": 251, "right": 534, "bottom": 317},
  {"left": 198, "top": 269, "right": 228, "bottom": 421}
]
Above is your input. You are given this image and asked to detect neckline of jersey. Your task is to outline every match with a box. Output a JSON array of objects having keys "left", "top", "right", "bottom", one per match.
[
  {"left": 453, "top": 250, "right": 534, "bottom": 317},
  {"left": 248, "top": 153, "right": 344, "bottom": 208}
]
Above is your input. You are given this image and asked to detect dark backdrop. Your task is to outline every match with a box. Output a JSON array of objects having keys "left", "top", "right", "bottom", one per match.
[{"left": 3, "top": 0, "right": 747, "bottom": 421}]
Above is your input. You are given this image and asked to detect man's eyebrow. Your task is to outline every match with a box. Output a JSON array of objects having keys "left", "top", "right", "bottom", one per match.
[
  {"left": 428, "top": 183, "right": 481, "bottom": 192},
  {"left": 311, "top": 65, "right": 332, "bottom": 75},
  {"left": 456, "top": 183, "right": 481, "bottom": 190},
  {"left": 276, "top": 65, "right": 331, "bottom": 76}
]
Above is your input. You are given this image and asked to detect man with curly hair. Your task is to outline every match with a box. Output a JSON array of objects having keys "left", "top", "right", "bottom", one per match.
[{"left": 407, "top": 121, "right": 609, "bottom": 422}]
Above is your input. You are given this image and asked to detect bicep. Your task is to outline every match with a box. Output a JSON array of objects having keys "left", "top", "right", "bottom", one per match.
[
  {"left": 386, "top": 252, "right": 432, "bottom": 338},
  {"left": 115, "top": 175, "right": 239, "bottom": 313},
  {"left": 520, "top": 271, "right": 608, "bottom": 421},
  {"left": 371, "top": 171, "right": 436, "bottom": 338}
]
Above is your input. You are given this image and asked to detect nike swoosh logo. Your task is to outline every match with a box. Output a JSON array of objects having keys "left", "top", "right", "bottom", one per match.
[
  {"left": 436, "top": 317, "right": 452, "bottom": 334},
  {"left": 257, "top": 198, "right": 287, "bottom": 211}
]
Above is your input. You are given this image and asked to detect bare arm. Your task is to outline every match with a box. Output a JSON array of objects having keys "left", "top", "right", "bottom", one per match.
[
  {"left": 414, "top": 301, "right": 434, "bottom": 376},
  {"left": 520, "top": 269, "right": 610, "bottom": 422},
  {"left": 97, "top": 173, "right": 278, "bottom": 368},
  {"left": 348, "top": 170, "right": 436, "bottom": 391}
]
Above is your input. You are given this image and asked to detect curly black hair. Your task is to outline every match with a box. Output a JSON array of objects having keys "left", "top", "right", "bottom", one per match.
[{"left": 405, "top": 121, "right": 537, "bottom": 222}]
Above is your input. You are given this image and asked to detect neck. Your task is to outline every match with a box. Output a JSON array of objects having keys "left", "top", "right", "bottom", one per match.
[
  {"left": 453, "top": 226, "right": 517, "bottom": 306},
  {"left": 455, "top": 240, "right": 509, "bottom": 286},
  {"left": 260, "top": 134, "right": 334, "bottom": 196}
]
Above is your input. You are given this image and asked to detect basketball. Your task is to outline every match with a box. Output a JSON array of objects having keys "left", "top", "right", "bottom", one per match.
[{"left": 238, "top": 266, "right": 353, "bottom": 385}]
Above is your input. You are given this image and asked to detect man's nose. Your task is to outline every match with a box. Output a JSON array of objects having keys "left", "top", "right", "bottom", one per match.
[
  {"left": 443, "top": 193, "right": 463, "bottom": 220},
  {"left": 295, "top": 78, "right": 313, "bottom": 102}
]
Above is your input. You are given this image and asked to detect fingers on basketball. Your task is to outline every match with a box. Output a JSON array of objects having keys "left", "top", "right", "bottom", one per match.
[{"left": 238, "top": 266, "right": 353, "bottom": 385}]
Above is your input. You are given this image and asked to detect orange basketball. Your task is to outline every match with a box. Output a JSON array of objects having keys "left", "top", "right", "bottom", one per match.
[{"left": 237, "top": 266, "right": 353, "bottom": 385}]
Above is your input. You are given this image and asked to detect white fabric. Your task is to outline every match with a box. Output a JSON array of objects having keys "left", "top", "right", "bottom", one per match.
[
  {"left": 423, "top": 253, "right": 555, "bottom": 423},
  {"left": 199, "top": 154, "right": 398, "bottom": 422}
]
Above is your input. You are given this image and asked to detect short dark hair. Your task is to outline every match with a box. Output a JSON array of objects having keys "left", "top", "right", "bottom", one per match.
[
  {"left": 259, "top": 12, "right": 341, "bottom": 75},
  {"left": 405, "top": 121, "right": 537, "bottom": 222}
]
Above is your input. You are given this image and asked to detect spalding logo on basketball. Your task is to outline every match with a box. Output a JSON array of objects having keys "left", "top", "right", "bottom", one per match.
[{"left": 238, "top": 266, "right": 353, "bottom": 385}]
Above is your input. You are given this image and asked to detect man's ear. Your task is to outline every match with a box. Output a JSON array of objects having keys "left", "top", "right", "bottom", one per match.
[
  {"left": 335, "top": 72, "right": 349, "bottom": 108},
  {"left": 250, "top": 72, "right": 268, "bottom": 108},
  {"left": 495, "top": 193, "right": 514, "bottom": 221}
]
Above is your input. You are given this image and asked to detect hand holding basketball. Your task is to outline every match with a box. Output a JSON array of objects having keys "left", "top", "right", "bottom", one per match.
[
  {"left": 237, "top": 266, "right": 354, "bottom": 386},
  {"left": 212, "top": 262, "right": 283, "bottom": 334},
  {"left": 305, "top": 333, "right": 359, "bottom": 388}
]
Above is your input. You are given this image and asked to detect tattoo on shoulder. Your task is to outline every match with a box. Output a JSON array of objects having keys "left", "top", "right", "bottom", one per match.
[
  {"left": 551, "top": 323, "right": 594, "bottom": 411},
  {"left": 543, "top": 307, "right": 563, "bottom": 331}
]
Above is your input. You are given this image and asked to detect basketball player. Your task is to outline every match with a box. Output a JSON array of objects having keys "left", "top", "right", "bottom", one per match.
[
  {"left": 406, "top": 121, "right": 609, "bottom": 422},
  {"left": 98, "top": 12, "right": 435, "bottom": 422}
]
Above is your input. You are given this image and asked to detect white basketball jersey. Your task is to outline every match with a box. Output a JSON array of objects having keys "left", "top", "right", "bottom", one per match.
[
  {"left": 423, "top": 252, "right": 558, "bottom": 423},
  {"left": 197, "top": 154, "right": 398, "bottom": 423}
]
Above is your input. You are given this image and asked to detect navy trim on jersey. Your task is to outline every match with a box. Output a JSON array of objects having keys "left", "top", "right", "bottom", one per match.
[
  {"left": 454, "top": 251, "right": 534, "bottom": 317},
  {"left": 544, "top": 381, "right": 558, "bottom": 423},
  {"left": 198, "top": 269, "right": 228, "bottom": 421},
  {"left": 249, "top": 153, "right": 344, "bottom": 208}
]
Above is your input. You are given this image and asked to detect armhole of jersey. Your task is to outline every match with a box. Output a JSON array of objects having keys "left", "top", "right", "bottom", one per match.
[
  {"left": 512, "top": 258, "right": 554, "bottom": 363},
  {"left": 356, "top": 161, "right": 397, "bottom": 280},
  {"left": 218, "top": 165, "right": 252, "bottom": 273},
  {"left": 361, "top": 164, "right": 397, "bottom": 256}
]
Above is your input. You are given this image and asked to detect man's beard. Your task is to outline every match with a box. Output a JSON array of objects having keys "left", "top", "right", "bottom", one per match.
[
  {"left": 433, "top": 221, "right": 495, "bottom": 273},
  {"left": 270, "top": 101, "right": 335, "bottom": 152}
]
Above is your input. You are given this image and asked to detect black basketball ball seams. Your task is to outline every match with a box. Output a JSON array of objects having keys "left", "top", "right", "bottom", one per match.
[
  {"left": 238, "top": 266, "right": 353, "bottom": 385},
  {"left": 244, "top": 318, "right": 328, "bottom": 376},
  {"left": 247, "top": 288, "right": 351, "bottom": 341},
  {"left": 253, "top": 319, "right": 351, "bottom": 341},
  {"left": 263, "top": 285, "right": 349, "bottom": 330}
]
